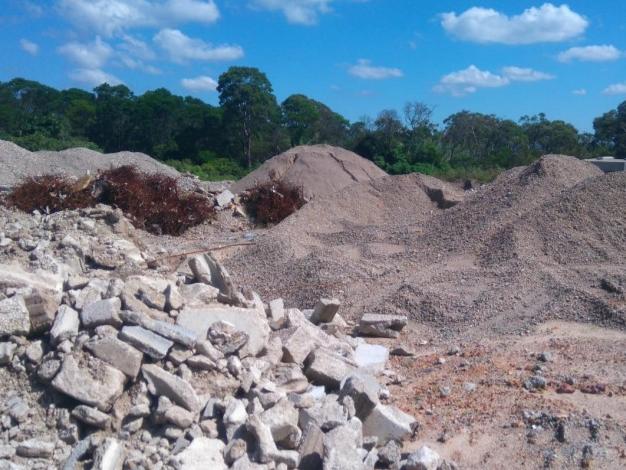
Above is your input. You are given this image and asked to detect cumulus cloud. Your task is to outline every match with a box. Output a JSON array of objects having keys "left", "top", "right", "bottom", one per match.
[
  {"left": 251, "top": 0, "right": 333, "bottom": 25},
  {"left": 58, "top": 37, "right": 113, "bottom": 69},
  {"left": 441, "top": 3, "right": 588, "bottom": 45},
  {"left": 154, "top": 28, "right": 243, "bottom": 63},
  {"left": 57, "top": 0, "right": 220, "bottom": 36},
  {"left": 119, "top": 34, "right": 156, "bottom": 60},
  {"left": 603, "top": 83, "right": 626, "bottom": 95},
  {"left": 501, "top": 66, "right": 555, "bottom": 82},
  {"left": 119, "top": 56, "right": 161, "bottom": 74},
  {"left": 435, "top": 65, "right": 554, "bottom": 96},
  {"left": 69, "top": 68, "right": 123, "bottom": 87},
  {"left": 181, "top": 75, "right": 218, "bottom": 92},
  {"left": 348, "top": 59, "right": 403, "bottom": 80},
  {"left": 572, "top": 88, "right": 587, "bottom": 96},
  {"left": 558, "top": 45, "right": 622, "bottom": 63},
  {"left": 20, "top": 39, "right": 39, "bottom": 56}
]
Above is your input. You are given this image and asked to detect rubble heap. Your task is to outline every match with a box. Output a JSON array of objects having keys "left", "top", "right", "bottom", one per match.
[{"left": 0, "top": 204, "right": 453, "bottom": 469}]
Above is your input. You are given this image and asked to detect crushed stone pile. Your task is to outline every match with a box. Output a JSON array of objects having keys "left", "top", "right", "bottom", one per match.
[
  {"left": 0, "top": 140, "right": 188, "bottom": 191},
  {"left": 231, "top": 145, "right": 388, "bottom": 200},
  {"left": 224, "top": 155, "right": 626, "bottom": 338},
  {"left": 0, "top": 203, "right": 454, "bottom": 469}
]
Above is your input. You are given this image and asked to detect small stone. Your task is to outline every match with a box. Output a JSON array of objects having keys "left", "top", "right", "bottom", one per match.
[
  {"left": 175, "top": 437, "right": 227, "bottom": 470},
  {"left": 25, "top": 340, "right": 44, "bottom": 364},
  {"left": 119, "top": 326, "right": 173, "bottom": 360},
  {"left": 539, "top": 351, "right": 553, "bottom": 362},
  {"left": 305, "top": 348, "right": 358, "bottom": 390},
  {"left": 50, "top": 305, "right": 80, "bottom": 345},
  {"left": 524, "top": 376, "right": 547, "bottom": 391},
  {"left": 404, "top": 446, "right": 442, "bottom": 470},
  {"left": 16, "top": 439, "right": 55, "bottom": 458},
  {"left": 309, "top": 298, "right": 340, "bottom": 325},
  {"left": 357, "top": 313, "right": 407, "bottom": 338},
  {"left": 71, "top": 405, "right": 111, "bottom": 429},
  {"left": 141, "top": 364, "right": 201, "bottom": 412},
  {"left": 84, "top": 336, "right": 143, "bottom": 379},
  {"left": 92, "top": 438, "right": 125, "bottom": 470},
  {"left": 390, "top": 346, "right": 415, "bottom": 357},
  {"left": 362, "top": 404, "right": 417, "bottom": 445},
  {"left": 80, "top": 298, "right": 122, "bottom": 328},
  {"left": 439, "top": 386, "right": 451, "bottom": 398},
  {"left": 0, "top": 296, "right": 31, "bottom": 337},
  {"left": 0, "top": 342, "right": 17, "bottom": 365}
]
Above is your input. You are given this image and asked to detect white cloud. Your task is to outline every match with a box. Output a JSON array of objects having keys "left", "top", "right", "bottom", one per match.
[
  {"left": 58, "top": 37, "right": 113, "bottom": 68},
  {"left": 154, "top": 28, "right": 243, "bottom": 63},
  {"left": 572, "top": 88, "right": 587, "bottom": 96},
  {"left": 434, "top": 65, "right": 553, "bottom": 96},
  {"left": 603, "top": 83, "right": 626, "bottom": 95},
  {"left": 181, "top": 75, "right": 218, "bottom": 92},
  {"left": 20, "top": 39, "right": 39, "bottom": 56},
  {"left": 119, "top": 56, "right": 161, "bottom": 74},
  {"left": 57, "top": 0, "right": 220, "bottom": 36},
  {"left": 68, "top": 68, "right": 123, "bottom": 87},
  {"left": 119, "top": 34, "right": 156, "bottom": 60},
  {"left": 502, "top": 66, "right": 555, "bottom": 82},
  {"left": 251, "top": 0, "right": 332, "bottom": 25},
  {"left": 558, "top": 45, "right": 622, "bottom": 63},
  {"left": 348, "top": 59, "right": 403, "bottom": 80},
  {"left": 441, "top": 3, "right": 588, "bottom": 45}
]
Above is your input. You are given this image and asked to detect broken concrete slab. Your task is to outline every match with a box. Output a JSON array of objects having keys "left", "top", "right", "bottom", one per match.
[
  {"left": 92, "top": 437, "right": 125, "bottom": 470},
  {"left": 357, "top": 314, "right": 408, "bottom": 339},
  {"left": 362, "top": 404, "right": 416, "bottom": 445},
  {"left": 354, "top": 342, "right": 389, "bottom": 374},
  {"left": 177, "top": 306, "right": 269, "bottom": 357},
  {"left": 84, "top": 336, "right": 143, "bottom": 379},
  {"left": 175, "top": 437, "right": 227, "bottom": 470},
  {"left": 141, "top": 364, "right": 201, "bottom": 412},
  {"left": 281, "top": 326, "right": 317, "bottom": 365},
  {"left": 119, "top": 325, "right": 173, "bottom": 360},
  {"left": 309, "top": 298, "right": 340, "bottom": 325},
  {"left": 51, "top": 355, "right": 126, "bottom": 412},
  {"left": 305, "top": 348, "right": 358, "bottom": 390},
  {"left": 339, "top": 374, "right": 380, "bottom": 420},
  {"left": 50, "top": 304, "right": 80, "bottom": 345},
  {"left": 215, "top": 189, "right": 235, "bottom": 207},
  {"left": 0, "top": 296, "right": 31, "bottom": 337},
  {"left": 24, "top": 290, "right": 60, "bottom": 332},
  {"left": 120, "top": 310, "right": 196, "bottom": 348},
  {"left": 80, "top": 298, "right": 122, "bottom": 329}
]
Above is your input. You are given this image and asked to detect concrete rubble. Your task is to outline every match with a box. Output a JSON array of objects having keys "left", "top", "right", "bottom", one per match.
[{"left": 0, "top": 203, "right": 454, "bottom": 470}]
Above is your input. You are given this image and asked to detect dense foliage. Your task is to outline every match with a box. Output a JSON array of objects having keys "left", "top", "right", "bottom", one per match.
[{"left": 1, "top": 73, "right": 624, "bottom": 182}]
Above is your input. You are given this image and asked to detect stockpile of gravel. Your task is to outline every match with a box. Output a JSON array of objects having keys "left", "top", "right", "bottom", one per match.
[
  {"left": 224, "top": 155, "right": 626, "bottom": 338},
  {"left": 231, "top": 144, "right": 388, "bottom": 200},
  {"left": 0, "top": 139, "right": 181, "bottom": 190}
]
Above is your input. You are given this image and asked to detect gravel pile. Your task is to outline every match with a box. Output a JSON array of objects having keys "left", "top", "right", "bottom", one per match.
[
  {"left": 224, "top": 155, "right": 626, "bottom": 338},
  {"left": 231, "top": 145, "right": 388, "bottom": 200}
]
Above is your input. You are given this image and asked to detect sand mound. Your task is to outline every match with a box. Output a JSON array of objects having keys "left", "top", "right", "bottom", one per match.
[
  {"left": 0, "top": 139, "right": 181, "bottom": 190},
  {"left": 224, "top": 155, "right": 626, "bottom": 337},
  {"left": 231, "top": 144, "right": 387, "bottom": 199}
]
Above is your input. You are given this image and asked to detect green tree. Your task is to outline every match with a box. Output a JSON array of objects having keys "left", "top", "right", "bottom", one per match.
[
  {"left": 217, "top": 67, "right": 280, "bottom": 167},
  {"left": 281, "top": 94, "right": 320, "bottom": 146},
  {"left": 593, "top": 101, "right": 626, "bottom": 158},
  {"left": 520, "top": 113, "right": 582, "bottom": 157},
  {"left": 91, "top": 83, "right": 135, "bottom": 152}
]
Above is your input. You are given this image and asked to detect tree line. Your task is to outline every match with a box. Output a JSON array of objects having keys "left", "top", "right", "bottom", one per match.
[{"left": 1, "top": 68, "right": 624, "bottom": 181}]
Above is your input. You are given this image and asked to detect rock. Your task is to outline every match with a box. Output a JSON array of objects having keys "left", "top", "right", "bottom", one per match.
[
  {"left": 282, "top": 326, "right": 318, "bottom": 365},
  {"left": 165, "top": 284, "right": 184, "bottom": 311},
  {"left": 119, "top": 325, "right": 173, "bottom": 360},
  {"left": 80, "top": 298, "right": 122, "bottom": 328},
  {"left": 120, "top": 311, "right": 196, "bottom": 348},
  {"left": 378, "top": 440, "right": 401, "bottom": 467},
  {"left": 25, "top": 340, "right": 44, "bottom": 363},
  {"left": 37, "top": 358, "right": 61, "bottom": 382},
  {"left": 268, "top": 298, "right": 285, "bottom": 323},
  {"left": 299, "top": 395, "right": 348, "bottom": 432},
  {"left": 224, "top": 439, "right": 247, "bottom": 465},
  {"left": 84, "top": 336, "right": 143, "bottom": 379},
  {"left": 299, "top": 423, "right": 324, "bottom": 470},
  {"left": 175, "top": 437, "right": 226, "bottom": 470},
  {"left": 6, "top": 397, "right": 29, "bottom": 423},
  {"left": 208, "top": 321, "right": 250, "bottom": 355},
  {"left": 180, "top": 283, "right": 220, "bottom": 307},
  {"left": 0, "top": 296, "right": 30, "bottom": 337},
  {"left": 354, "top": 343, "right": 388, "bottom": 373},
  {"left": 141, "top": 364, "right": 201, "bottom": 412},
  {"left": 216, "top": 189, "right": 235, "bottom": 207},
  {"left": 202, "top": 254, "right": 236, "bottom": 298},
  {"left": 309, "top": 298, "right": 340, "bottom": 325},
  {"left": 404, "top": 446, "right": 442, "bottom": 470},
  {"left": 524, "top": 375, "right": 547, "bottom": 391},
  {"left": 186, "top": 355, "right": 216, "bottom": 371},
  {"left": 138, "top": 286, "right": 166, "bottom": 311},
  {"left": 52, "top": 355, "right": 126, "bottom": 411},
  {"left": 339, "top": 374, "right": 380, "bottom": 420},
  {"left": 24, "top": 290, "right": 60, "bottom": 332},
  {"left": 260, "top": 398, "right": 300, "bottom": 445},
  {"left": 16, "top": 439, "right": 55, "bottom": 458},
  {"left": 305, "top": 348, "right": 358, "bottom": 390},
  {"left": 0, "top": 342, "right": 17, "bottom": 365},
  {"left": 538, "top": 351, "right": 553, "bottom": 362},
  {"left": 71, "top": 405, "right": 111, "bottom": 429},
  {"left": 164, "top": 405, "right": 195, "bottom": 428},
  {"left": 50, "top": 305, "right": 80, "bottom": 345},
  {"left": 177, "top": 306, "right": 269, "bottom": 357},
  {"left": 246, "top": 415, "right": 299, "bottom": 467},
  {"left": 92, "top": 438, "right": 124, "bottom": 470},
  {"left": 362, "top": 404, "right": 416, "bottom": 445},
  {"left": 357, "top": 313, "right": 408, "bottom": 338},
  {"left": 323, "top": 419, "right": 364, "bottom": 470},
  {"left": 390, "top": 346, "right": 415, "bottom": 357}
]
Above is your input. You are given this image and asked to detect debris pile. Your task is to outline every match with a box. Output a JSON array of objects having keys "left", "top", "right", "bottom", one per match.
[
  {"left": 0, "top": 203, "right": 452, "bottom": 469},
  {"left": 240, "top": 181, "right": 306, "bottom": 226}
]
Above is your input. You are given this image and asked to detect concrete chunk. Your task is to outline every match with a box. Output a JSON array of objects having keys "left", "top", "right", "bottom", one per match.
[
  {"left": 357, "top": 314, "right": 407, "bottom": 339},
  {"left": 141, "top": 364, "right": 201, "bottom": 412},
  {"left": 51, "top": 355, "right": 126, "bottom": 412},
  {"left": 215, "top": 189, "right": 235, "bottom": 207},
  {"left": 305, "top": 348, "right": 358, "bottom": 390},
  {"left": 50, "top": 305, "right": 79, "bottom": 345},
  {"left": 177, "top": 306, "right": 269, "bottom": 357},
  {"left": 16, "top": 439, "right": 55, "bottom": 458},
  {"left": 92, "top": 438, "right": 124, "bottom": 470},
  {"left": 0, "top": 296, "right": 31, "bottom": 337},
  {"left": 24, "top": 290, "right": 60, "bottom": 332},
  {"left": 71, "top": 405, "right": 111, "bottom": 429},
  {"left": 339, "top": 374, "right": 380, "bottom": 420},
  {"left": 84, "top": 336, "right": 143, "bottom": 378},
  {"left": 309, "top": 298, "right": 340, "bottom": 325},
  {"left": 175, "top": 437, "right": 226, "bottom": 470},
  {"left": 362, "top": 404, "right": 416, "bottom": 445},
  {"left": 120, "top": 311, "right": 196, "bottom": 348},
  {"left": 80, "top": 298, "right": 122, "bottom": 328},
  {"left": 354, "top": 343, "right": 389, "bottom": 374},
  {"left": 282, "top": 326, "right": 317, "bottom": 365},
  {"left": 119, "top": 325, "right": 173, "bottom": 359},
  {"left": 405, "top": 446, "right": 443, "bottom": 470}
]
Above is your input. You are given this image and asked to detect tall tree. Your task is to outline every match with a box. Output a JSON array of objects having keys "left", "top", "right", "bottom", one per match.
[
  {"left": 281, "top": 94, "right": 320, "bottom": 146},
  {"left": 593, "top": 101, "right": 626, "bottom": 158},
  {"left": 217, "top": 67, "right": 280, "bottom": 167}
]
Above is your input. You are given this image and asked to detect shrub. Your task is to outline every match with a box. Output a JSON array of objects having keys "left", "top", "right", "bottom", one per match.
[
  {"left": 241, "top": 181, "right": 305, "bottom": 225},
  {"left": 5, "top": 166, "right": 215, "bottom": 236}
]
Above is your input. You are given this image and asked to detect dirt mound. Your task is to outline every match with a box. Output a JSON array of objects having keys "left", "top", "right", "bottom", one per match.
[
  {"left": 224, "top": 155, "right": 626, "bottom": 337},
  {"left": 231, "top": 144, "right": 387, "bottom": 199},
  {"left": 0, "top": 139, "right": 181, "bottom": 190}
]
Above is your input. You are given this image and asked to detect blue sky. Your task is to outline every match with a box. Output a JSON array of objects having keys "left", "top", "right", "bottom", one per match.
[{"left": 1, "top": 1, "right": 625, "bottom": 131}]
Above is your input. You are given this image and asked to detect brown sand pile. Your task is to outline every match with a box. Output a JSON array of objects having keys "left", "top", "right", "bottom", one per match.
[
  {"left": 231, "top": 144, "right": 387, "bottom": 199},
  {"left": 224, "top": 155, "right": 626, "bottom": 338}
]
